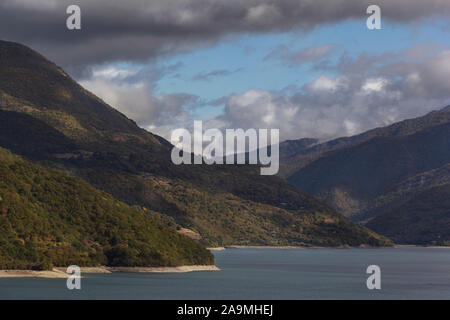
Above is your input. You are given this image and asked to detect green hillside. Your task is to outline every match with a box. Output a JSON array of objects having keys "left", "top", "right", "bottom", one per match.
[
  {"left": 130, "top": 174, "right": 390, "bottom": 247},
  {"left": 0, "top": 40, "right": 390, "bottom": 247},
  {"left": 366, "top": 184, "right": 450, "bottom": 245},
  {"left": 0, "top": 147, "right": 213, "bottom": 270}
]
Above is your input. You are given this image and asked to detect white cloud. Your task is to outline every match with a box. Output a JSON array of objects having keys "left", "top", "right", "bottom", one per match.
[
  {"left": 80, "top": 64, "right": 197, "bottom": 140},
  {"left": 309, "top": 75, "right": 346, "bottom": 91},
  {"left": 361, "top": 78, "right": 388, "bottom": 93},
  {"left": 91, "top": 67, "right": 139, "bottom": 80},
  {"left": 80, "top": 46, "right": 450, "bottom": 144},
  {"left": 216, "top": 48, "right": 450, "bottom": 142}
]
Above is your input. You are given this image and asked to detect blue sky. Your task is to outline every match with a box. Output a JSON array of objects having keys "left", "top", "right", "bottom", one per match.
[
  {"left": 148, "top": 18, "right": 450, "bottom": 120},
  {"left": 155, "top": 19, "right": 446, "bottom": 94}
]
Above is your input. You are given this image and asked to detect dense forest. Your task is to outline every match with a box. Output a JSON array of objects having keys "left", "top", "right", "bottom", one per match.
[{"left": 0, "top": 147, "right": 213, "bottom": 270}]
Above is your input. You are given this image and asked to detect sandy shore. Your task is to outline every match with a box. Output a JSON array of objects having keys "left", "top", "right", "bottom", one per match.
[
  {"left": 107, "top": 265, "right": 220, "bottom": 273},
  {"left": 0, "top": 269, "right": 70, "bottom": 279},
  {"left": 225, "top": 245, "right": 308, "bottom": 250},
  {"left": 395, "top": 245, "right": 450, "bottom": 249},
  {"left": 54, "top": 267, "right": 112, "bottom": 274},
  {"left": 224, "top": 244, "right": 450, "bottom": 250},
  {"left": 223, "top": 245, "right": 363, "bottom": 249},
  {"left": 0, "top": 265, "right": 219, "bottom": 278},
  {"left": 207, "top": 247, "right": 226, "bottom": 251}
]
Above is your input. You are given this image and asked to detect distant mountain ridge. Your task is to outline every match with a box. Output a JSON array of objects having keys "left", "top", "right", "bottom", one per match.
[
  {"left": 280, "top": 105, "right": 450, "bottom": 241},
  {"left": 280, "top": 106, "right": 450, "bottom": 177},
  {"left": 0, "top": 40, "right": 390, "bottom": 247}
]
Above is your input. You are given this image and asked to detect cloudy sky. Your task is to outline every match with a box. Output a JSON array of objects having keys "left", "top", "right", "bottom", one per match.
[{"left": 2, "top": 0, "right": 450, "bottom": 142}]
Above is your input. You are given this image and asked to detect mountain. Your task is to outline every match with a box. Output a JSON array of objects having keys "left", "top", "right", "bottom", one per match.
[
  {"left": 283, "top": 106, "right": 450, "bottom": 221},
  {"left": 279, "top": 138, "right": 319, "bottom": 176},
  {"left": 0, "top": 40, "right": 390, "bottom": 247},
  {"left": 280, "top": 138, "right": 319, "bottom": 158},
  {"left": 366, "top": 184, "right": 450, "bottom": 245},
  {"left": 0, "top": 147, "right": 213, "bottom": 270},
  {"left": 281, "top": 106, "right": 450, "bottom": 177}
]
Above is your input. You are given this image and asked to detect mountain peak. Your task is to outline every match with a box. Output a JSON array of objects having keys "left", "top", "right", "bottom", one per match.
[
  {"left": 0, "top": 39, "right": 36, "bottom": 51},
  {"left": 0, "top": 40, "right": 161, "bottom": 145},
  {"left": 280, "top": 138, "right": 319, "bottom": 159},
  {"left": 0, "top": 39, "right": 55, "bottom": 70}
]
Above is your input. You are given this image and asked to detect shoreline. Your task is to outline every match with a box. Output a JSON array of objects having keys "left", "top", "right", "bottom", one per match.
[
  {"left": 0, "top": 265, "right": 220, "bottom": 279},
  {"left": 2, "top": 246, "right": 447, "bottom": 278},
  {"left": 106, "top": 265, "right": 220, "bottom": 273},
  {"left": 208, "top": 244, "right": 450, "bottom": 250},
  {"left": 0, "top": 269, "right": 70, "bottom": 279},
  {"left": 394, "top": 245, "right": 450, "bottom": 249},
  {"left": 207, "top": 247, "right": 226, "bottom": 251},
  {"left": 221, "top": 245, "right": 377, "bottom": 250}
]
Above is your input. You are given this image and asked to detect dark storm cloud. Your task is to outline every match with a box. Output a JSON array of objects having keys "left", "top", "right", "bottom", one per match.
[
  {"left": 1, "top": 0, "right": 450, "bottom": 72},
  {"left": 192, "top": 68, "right": 243, "bottom": 81}
]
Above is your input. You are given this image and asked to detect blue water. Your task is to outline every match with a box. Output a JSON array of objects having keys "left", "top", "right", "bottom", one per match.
[{"left": 0, "top": 247, "right": 449, "bottom": 299}]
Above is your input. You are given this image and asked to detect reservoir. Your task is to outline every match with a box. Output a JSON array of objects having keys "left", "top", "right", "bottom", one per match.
[{"left": 0, "top": 247, "right": 449, "bottom": 300}]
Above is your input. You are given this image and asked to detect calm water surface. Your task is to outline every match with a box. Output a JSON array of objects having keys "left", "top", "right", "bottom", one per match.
[{"left": 0, "top": 247, "right": 449, "bottom": 299}]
